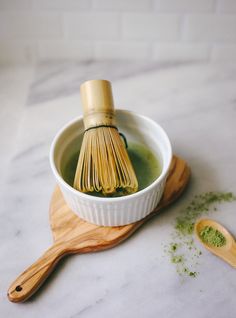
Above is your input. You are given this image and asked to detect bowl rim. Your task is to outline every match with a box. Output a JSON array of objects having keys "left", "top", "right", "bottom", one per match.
[{"left": 50, "top": 109, "right": 172, "bottom": 202}]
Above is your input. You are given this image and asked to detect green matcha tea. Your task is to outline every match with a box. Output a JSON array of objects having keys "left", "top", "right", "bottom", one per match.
[{"left": 62, "top": 142, "right": 161, "bottom": 197}]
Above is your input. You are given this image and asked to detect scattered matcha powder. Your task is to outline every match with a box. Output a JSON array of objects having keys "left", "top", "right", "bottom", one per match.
[
  {"left": 171, "top": 255, "right": 183, "bottom": 264},
  {"left": 164, "top": 191, "right": 235, "bottom": 278},
  {"left": 200, "top": 226, "right": 226, "bottom": 247}
]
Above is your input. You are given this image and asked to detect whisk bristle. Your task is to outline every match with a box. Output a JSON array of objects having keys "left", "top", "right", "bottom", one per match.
[{"left": 73, "top": 127, "right": 138, "bottom": 195}]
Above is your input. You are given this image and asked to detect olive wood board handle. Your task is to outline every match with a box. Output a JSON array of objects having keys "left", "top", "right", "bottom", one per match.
[{"left": 8, "top": 155, "right": 190, "bottom": 303}]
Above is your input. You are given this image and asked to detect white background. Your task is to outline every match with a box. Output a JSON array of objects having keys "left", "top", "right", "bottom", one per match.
[{"left": 1, "top": 0, "right": 236, "bottom": 63}]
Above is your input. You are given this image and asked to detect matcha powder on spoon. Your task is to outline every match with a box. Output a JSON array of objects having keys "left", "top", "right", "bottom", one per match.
[
  {"left": 164, "top": 192, "right": 235, "bottom": 278},
  {"left": 200, "top": 226, "right": 226, "bottom": 247}
]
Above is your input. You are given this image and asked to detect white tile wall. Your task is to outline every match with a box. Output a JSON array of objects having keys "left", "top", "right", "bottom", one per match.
[
  {"left": 64, "top": 13, "right": 120, "bottom": 40},
  {"left": 0, "top": 40, "right": 36, "bottom": 63},
  {"left": 0, "top": 0, "right": 236, "bottom": 63},
  {"left": 154, "top": 0, "right": 215, "bottom": 13},
  {"left": 153, "top": 43, "right": 210, "bottom": 61},
  {"left": 32, "top": 0, "right": 91, "bottom": 10},
  {"left": 122, "top": 13, "right": 181, "bottom": 41},
  {"left": 211, "top": 45, "right": 236, "bottom": 60},
  {"left": 0, "top": 12, "right": 62, "bottom": 38},
  {"left": 185, "top": 14, "right": 236, "bottom": 42},
  {"left": 217, "top": 0, "right": 236, "bottom": 13},
  {"left": 0, "top": 0, "right": 31, "bottom": 10},
  {"left": 92, "top": 0, "right": 151, "bottom": 11},
  {"left": 94, "top": 41, "right": 150, "bottom": 59},
  {"left": 38, "top": 40, "right": 93, "bottom": 60}
]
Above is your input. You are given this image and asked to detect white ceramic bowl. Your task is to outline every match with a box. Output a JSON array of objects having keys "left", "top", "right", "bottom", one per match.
[{"left": 50, "top": 110, "right": 172, "bottom": 226}]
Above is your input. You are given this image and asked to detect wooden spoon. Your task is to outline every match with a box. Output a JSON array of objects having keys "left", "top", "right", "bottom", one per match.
[
  {"left": 8, "top": 155, "right": 190, "bottom": 303},
  {"left": 195, "top": 219, "right": 236, "bottom": 268}
]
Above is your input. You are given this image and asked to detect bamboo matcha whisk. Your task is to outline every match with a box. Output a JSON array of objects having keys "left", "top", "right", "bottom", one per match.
[{"left": 73, "top": 79, "right": 138, "bottom": 195}]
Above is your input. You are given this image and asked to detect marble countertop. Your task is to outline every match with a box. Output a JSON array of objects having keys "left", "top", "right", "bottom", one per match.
[{"left": 1, "top": 61, "right": 236, "bottom": 318}]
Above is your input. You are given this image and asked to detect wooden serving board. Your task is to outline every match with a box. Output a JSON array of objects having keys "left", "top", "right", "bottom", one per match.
[{"left": 8, "top": 155, "right": 190, "bottom": 303}]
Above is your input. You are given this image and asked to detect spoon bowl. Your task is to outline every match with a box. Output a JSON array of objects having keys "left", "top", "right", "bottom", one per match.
[{"left": 195, "top": 219, "right": 236, "bottom": 268}]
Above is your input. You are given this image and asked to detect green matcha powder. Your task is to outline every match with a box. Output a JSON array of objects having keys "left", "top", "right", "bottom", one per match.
[
  {"left": 200, "top": 226, "right": 226, "bottom": 247},
  {"left": 163, "top": 192, "right": 235, "bottom": 278}
]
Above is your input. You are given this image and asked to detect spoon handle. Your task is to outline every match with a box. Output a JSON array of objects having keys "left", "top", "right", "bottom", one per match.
[
  {"left": 228, "top": 243, "right": 236, "bottom": 268},
  {"left": 8, "top": 242, "right": 68, "bottom": 302}
]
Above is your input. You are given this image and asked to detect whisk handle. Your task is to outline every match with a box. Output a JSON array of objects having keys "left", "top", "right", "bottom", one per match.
[{"left": 80, "top": 79, "right": 116, "bottom": 129}]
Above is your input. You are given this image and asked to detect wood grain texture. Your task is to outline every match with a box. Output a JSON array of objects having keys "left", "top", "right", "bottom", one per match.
[{"left": 8, "top": 155, "right": 190, "bottom": 303}]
